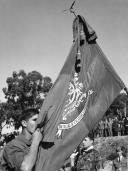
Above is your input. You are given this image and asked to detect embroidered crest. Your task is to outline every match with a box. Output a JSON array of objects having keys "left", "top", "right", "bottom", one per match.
[{"left": 56, "top": 73, "right": 93, "bottom": 138}]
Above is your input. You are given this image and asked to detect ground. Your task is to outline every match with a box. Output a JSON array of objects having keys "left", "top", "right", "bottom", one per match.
[{"left": 94, "top": 136, "right": 128, "bottom": 171}]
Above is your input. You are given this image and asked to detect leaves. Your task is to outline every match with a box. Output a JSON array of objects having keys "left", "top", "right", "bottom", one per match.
[
  {"left": 0, "top": 70, "right": 53, "bottom": 129},
  {"left": 105, "top": 92, "right": 128, "bottom": 118}
]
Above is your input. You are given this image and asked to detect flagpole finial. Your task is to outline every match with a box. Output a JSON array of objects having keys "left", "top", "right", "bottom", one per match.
[{"left": 62, "top": 0, "right": 77, "bottom": 17}]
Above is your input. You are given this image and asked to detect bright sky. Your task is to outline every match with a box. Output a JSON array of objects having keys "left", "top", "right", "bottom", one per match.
[{"left": 0, "top": 0, "right": 128, "bottom": 102}]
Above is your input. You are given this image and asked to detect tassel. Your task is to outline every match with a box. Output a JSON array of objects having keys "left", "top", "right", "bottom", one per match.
[{"left": 80, "top": 27, "right": 85, "bottom": 45}]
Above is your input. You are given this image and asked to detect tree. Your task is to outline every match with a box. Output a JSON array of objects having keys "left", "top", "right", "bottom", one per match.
[
  {"left": 105, "top": 92, "right": 128, "bottom": 118},
  {"left": 0, "top": 70, "right": 53, "bottom": 129},
  {"left": 0, "top": 103, "right": 6, "bottom": 137},
  {"left": 92, "top": 91, "right": 128, "bottom": 137}
]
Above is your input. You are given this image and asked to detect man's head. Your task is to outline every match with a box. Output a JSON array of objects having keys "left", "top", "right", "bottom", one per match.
[
  {"left": 21, "top": 108, "right": 39, "bottom": 134},
  {"left": 83, "top": 136, "right": 93, "bottom": 148}
]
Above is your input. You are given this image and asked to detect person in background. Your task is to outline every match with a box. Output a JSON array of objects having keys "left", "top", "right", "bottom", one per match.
[
  {"left": 120, "top": 146, "right": 128, "bottom": 171},
  {"left": 99, "top": 120, "right": 104, "bottom": 137},
  {"left": 112, "top": 117, "right": 119, "bottom": 136},
  {"left": 108, "top": 118, "right": 113, "bottom": 137},
  {"left": 104, "top": 118, "right": 109, "bottom": 137},
  {"left": 75, "top": 136, "right": 100, "bottom": 171},
  {"left": 120, "top": 117, "right": 125, "bottom": 136},
  {"left": 112, "top": 148, "right": 121, "bottom": 171},
  {"left": 1, "top": 108, "right": 43, "bottom": 171},
  {"left": 124, "top": 116, "right": 128, "bottom": 135}
]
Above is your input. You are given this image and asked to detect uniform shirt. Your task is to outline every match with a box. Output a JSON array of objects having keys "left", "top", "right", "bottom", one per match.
[
  {"left": 1, "top": 134, "right": 31, "bottom": 171},
  {"left": 99, "top": 121, "right": 104, "bottom": 130},
  {"left": 76, "top": 146, "right": 100, "bottom": 171},
  {"left": 124, "top": 118, "right": 128, "bottom": 127}
]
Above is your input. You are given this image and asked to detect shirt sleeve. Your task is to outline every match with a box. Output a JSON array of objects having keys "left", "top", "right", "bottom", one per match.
[{"left": 2, "top": 144, "right": 27, "bottom": 171}]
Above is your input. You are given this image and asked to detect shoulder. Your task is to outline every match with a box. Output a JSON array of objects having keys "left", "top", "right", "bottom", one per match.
[
  {"left": 3, "top": 135, "right": 26, "bottom": 156},
  {"left": 2, "top": 135, "right": 28, "bottom": 170},
  {"left": 5, "top": 136, "right": 18, "bottom": 147}
]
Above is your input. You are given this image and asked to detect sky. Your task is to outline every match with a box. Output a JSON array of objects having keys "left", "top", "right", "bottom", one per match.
[{"left": 0, "top": 0, "right": 128, "bottom": 102}]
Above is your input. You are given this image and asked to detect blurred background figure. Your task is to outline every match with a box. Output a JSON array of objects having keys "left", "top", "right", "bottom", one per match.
[
  {"left": 99, "top": 120, "right": 104, "bottom": 137},
  {"left": 108, "top": 118, "right": 113, "bottom": 137},
  {"left": 124, "top": 116, "right": 128, "bottom": 135},
  {"left": 112, "top": 117, "right": 119, "bottom": 136}
]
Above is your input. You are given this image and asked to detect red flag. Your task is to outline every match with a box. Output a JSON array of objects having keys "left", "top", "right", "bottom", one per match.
[{"left": 35, "top": 15, "right": 125, "bottom": 171}]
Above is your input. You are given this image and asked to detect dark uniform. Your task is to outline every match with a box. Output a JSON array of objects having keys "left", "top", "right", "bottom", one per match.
[
  {"left": 1, "top": 134, "right": 31, "bottom": 171},
  {"left": 75, "top": 146, "right": 100, "bottom": 171},
  {"left": 124, "top": 117, "right": 128, "bottom": 135}
]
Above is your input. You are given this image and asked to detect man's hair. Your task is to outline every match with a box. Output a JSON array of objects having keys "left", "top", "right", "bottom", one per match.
[
  {"left": 21, "top": 108, "right": 39, "bottom": 121},
  {"left": 88, "top": 131, "right": 94, "bottom": 141}
]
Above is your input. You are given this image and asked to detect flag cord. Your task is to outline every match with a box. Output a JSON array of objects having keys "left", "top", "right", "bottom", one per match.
[
  {"left": 75, "top": 16, "right": 81, "bottom": 73},
  {"left": 77, "top": 16, "right": 80, "bottom": 53}
]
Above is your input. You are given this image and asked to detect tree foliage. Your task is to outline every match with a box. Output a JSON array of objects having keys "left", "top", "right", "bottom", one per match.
[
  {"left": 0, "top": 70, "right": 53, "bottom": 129},
  {"left": 105, "top": 92, "right": 128, "bottom": 118},
  {"left": 92, "top": 91, "right": 128, "bottom": 136}
]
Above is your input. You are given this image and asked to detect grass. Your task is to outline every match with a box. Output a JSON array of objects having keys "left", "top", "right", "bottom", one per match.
[
  {"left": 94, "top": 136, "right": 128, "bottom": 170},
  {"left": 94, "top": 136, "right": 128, "bottom": 159}
]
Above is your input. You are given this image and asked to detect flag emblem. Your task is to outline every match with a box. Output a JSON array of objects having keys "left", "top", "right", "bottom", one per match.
[{"left": 56, "top": 72, "right": 93, "bottom": 138}]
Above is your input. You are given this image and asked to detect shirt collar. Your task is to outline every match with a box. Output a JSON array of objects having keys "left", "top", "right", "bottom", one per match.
[
  {"left": 16, "top": 133, "right": 31, "bottom": 146},
  {"left": 84, "top": 145, "right": 94, "bottom": 152}
]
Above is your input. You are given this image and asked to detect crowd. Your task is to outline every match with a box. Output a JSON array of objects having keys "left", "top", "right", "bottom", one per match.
[
  {"left": 60, "top": 136, "right": 128, "bottom": 171},
  {"left": 95, "top": 116, "right": 128, "bottom": 137}
]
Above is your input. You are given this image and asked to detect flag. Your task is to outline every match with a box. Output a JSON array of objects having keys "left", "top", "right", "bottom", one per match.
[{"left": 35, "top": 15, "right": 125, "bottom": 171}]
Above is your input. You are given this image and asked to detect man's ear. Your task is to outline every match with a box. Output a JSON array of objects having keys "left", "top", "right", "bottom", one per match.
[{"left": 21, "top": 120, "right": 27, "bottom": 127}]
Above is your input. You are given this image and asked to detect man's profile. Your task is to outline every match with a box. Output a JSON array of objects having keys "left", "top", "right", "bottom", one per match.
[{"left": 1, "top": 108, "right": 43, "bottom": 171}]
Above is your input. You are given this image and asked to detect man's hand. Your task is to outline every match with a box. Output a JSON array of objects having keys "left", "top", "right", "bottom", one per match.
[
  {"left": 21, "top": 129, "right": 43, "bottom": 171},
  {"left": 32, "top": 128, "right": 43, "bottom": 144}
]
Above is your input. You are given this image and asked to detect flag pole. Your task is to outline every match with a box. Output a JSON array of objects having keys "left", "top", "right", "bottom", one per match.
[{"left": 63, "top": 1, "right": 82, "bottom": 74}]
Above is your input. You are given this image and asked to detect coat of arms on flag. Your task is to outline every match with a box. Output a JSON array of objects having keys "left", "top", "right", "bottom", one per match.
[{"left": 56, "top": 72, "right": 93, "bottom": 138}]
